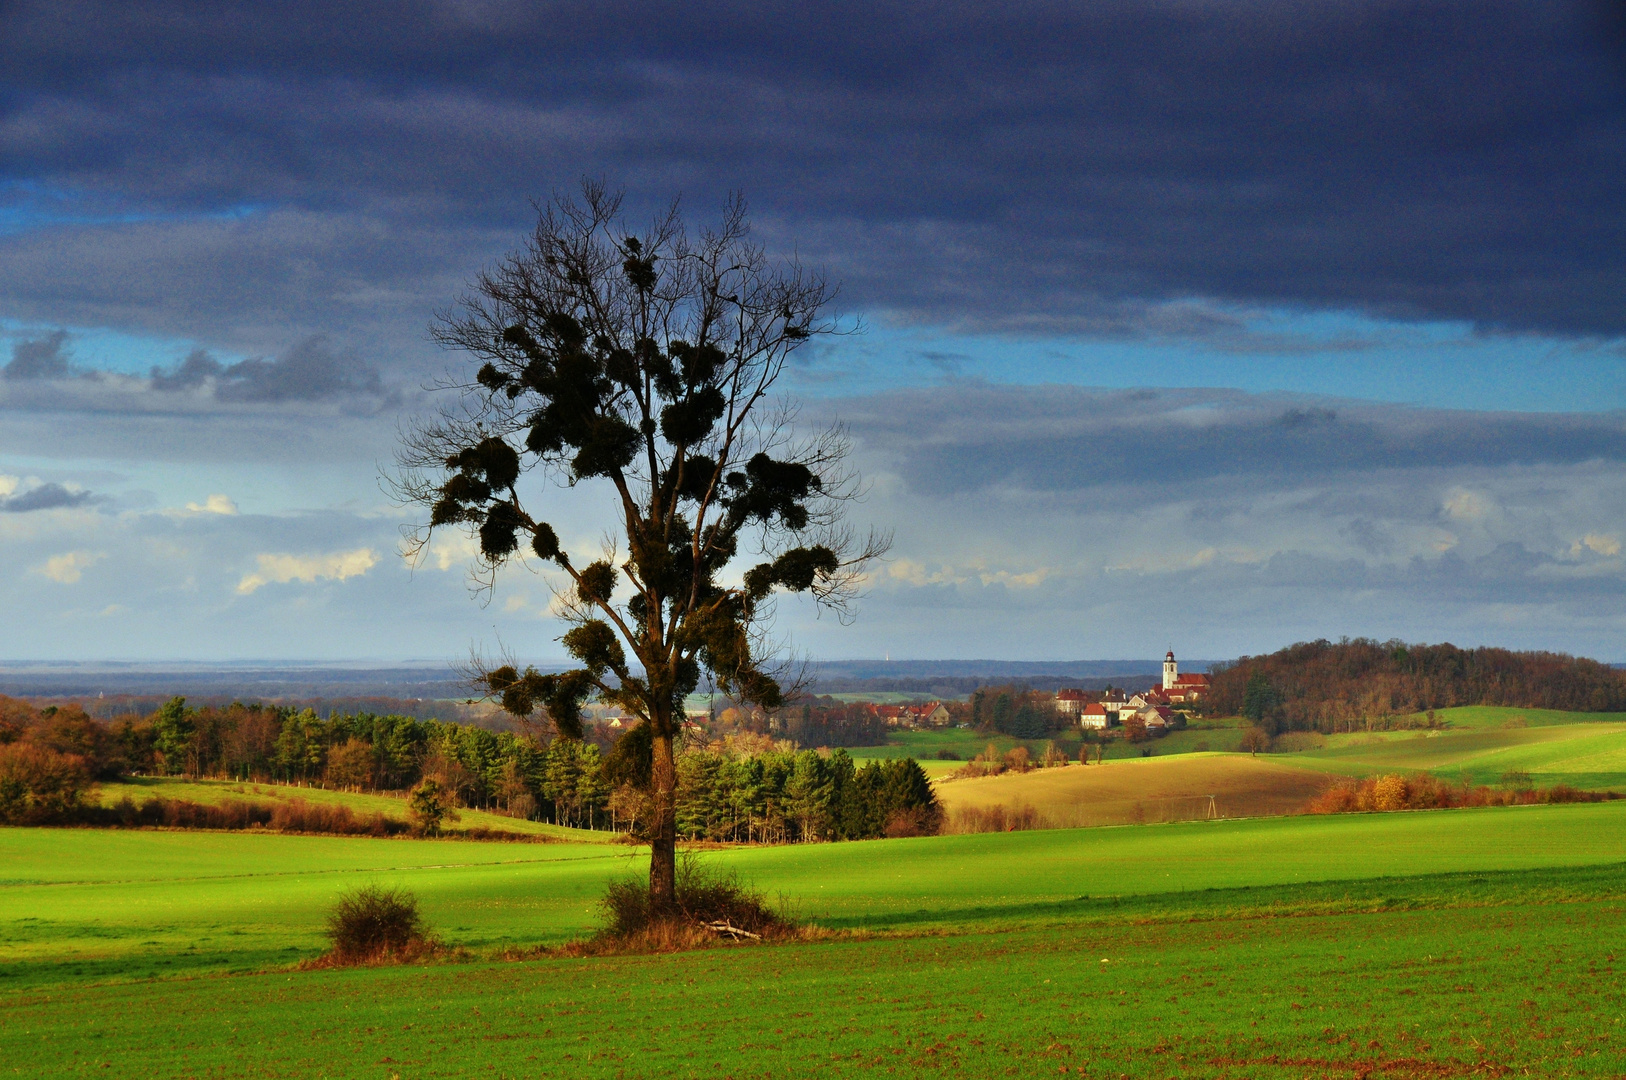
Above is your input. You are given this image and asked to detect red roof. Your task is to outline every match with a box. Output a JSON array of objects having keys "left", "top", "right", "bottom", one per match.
[
  {"left": 1081, "top": 702, "right": 1108, "bottom": 716},
  {"left": 1057, "top": 688, "right": 1086, "bottom": 701},
  {"left": 1174, "top": 673, "right": 1210, "bottom": 687}
]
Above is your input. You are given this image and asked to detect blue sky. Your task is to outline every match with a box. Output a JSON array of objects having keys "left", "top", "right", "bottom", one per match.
[{"left": 1, "top": 0, "right": 1623, "bottom": 664}]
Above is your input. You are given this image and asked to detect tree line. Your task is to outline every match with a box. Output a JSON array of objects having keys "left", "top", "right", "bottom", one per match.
[
  {"left": 669, "top": 741, "right": 938, "bottom": 842},
  {"left": 0, "top": 696, "right": 937, "bottom": 840},
  {"left": 1208, "top": 638, "right": 1626, "bottom": 733},
  {"left": 967, "top": 685, "right": 1068, "bottom": 739}
]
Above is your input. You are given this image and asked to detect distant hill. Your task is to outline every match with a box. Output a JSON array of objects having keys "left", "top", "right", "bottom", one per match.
[
  {"left": 0, "top": 662, "right": 476, "bottom": 720},
  {"left": 0, "top": 658, "right": 1209, "bottom": 710},
  {"left": 805, "top": 659, "right": 1214, "bottom": 697},
  {"left": 1207, "top": 639, "right": 1626, "bottom": 732}
]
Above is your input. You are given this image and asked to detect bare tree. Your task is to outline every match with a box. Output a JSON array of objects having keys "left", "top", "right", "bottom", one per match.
[{"left": 392, "top": 182, "right": 887, "bottom": 908}]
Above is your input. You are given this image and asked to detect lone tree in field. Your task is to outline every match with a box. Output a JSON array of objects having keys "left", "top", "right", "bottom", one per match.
[{"left": 394, "top": 183, "right": 884, "bottom": 908}]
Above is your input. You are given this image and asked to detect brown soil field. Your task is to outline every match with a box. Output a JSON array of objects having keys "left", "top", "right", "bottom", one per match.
[{"left": 934, "top": 753, "right": 1336, "bottom": 828}]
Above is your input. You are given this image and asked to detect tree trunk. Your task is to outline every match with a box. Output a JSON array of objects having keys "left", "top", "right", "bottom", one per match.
[{"left": 649, "top": 727, "right": 677, "bottom": 911}]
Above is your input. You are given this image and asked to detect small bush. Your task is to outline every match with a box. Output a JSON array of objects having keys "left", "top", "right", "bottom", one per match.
[
  {"left": 324, "top": 885, "right": 431, "bottom": 964},
  {"left": 1501, "top": 769, "right": 1534, "bottom": 791},
  {"left": 407, "top": 778, "right": 459, "bottom": 836},
  {"left": 934, "top": 748, "right": 961, "bottom": 761},
  {"left": 599, "top": 851, "right": 786, "bottom": 947}
]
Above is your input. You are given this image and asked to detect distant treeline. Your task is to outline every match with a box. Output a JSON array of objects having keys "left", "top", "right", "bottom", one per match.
[
  {"left": 1208, "top": 639, "right": 1626, "bottom": 733},
  {"left": 0, "top": 696, "right": 938, "bottom": 842},
  {"left": 776, "top": 700, "right": 890, "bottom": 747},
  {"left": 968, "top": 686, "right": 1071, "bottom": 739}
]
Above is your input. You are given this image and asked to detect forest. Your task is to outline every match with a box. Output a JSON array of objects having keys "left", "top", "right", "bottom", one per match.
[
  {"left": 0, "top": 696, "right": 937, "bottom": 842},
  {"left": 1206, "top": 638, "right": 1626, "bottom": 732},
  {"left": 965, "top": 685, "right": 1069, "bottom": 739}
]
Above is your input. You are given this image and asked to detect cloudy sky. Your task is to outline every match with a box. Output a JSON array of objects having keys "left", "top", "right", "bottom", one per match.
[{"left": 2, "top": 0, "right": 1624, "bottom": 663}]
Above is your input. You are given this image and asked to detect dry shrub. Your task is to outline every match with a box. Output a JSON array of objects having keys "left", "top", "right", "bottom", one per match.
[
  {"left": 1307, "top": 774, "right": 1619, "bottom": 815},
  {"left": 883, "top": 806, "right": 936, "bottom": 838},
  {"left": 596, "top": 851, "right": 788, "bottom": 950},
  {"left": 0, "top": 743, "right": 92, "bottom": 824},
  {"left": 271, "top": 798, "right": 397, "bottom": 836},
  {"left": 319, "top": 885, "right": 435, "bottom": 965},
  {"left": 1003, "top": 746, "right": 1032, "bottom": 772},
  {"left": 945, "top": 803, "right": 1050, "bottom": 834}
]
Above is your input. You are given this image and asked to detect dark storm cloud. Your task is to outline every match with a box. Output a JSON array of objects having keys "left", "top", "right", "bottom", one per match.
[
  {"left": 5, "top": 331, "right": 70, "bottom": 380},
  {"left": 0, "top": 210, "right": 493, "bottom": 358},
  {"left": 841, "top": 384, "right": 1626, "bottom": 495},
  {"left": 1, "top": 0, "right": 1622, "bottom": 337},
  {"left": 0, "top": 482, "right": 93, "bottom": 512}
]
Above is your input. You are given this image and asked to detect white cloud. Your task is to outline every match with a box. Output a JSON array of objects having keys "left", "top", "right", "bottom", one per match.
[
  {"left": 886, "top": 557, "right": 1050, "bottom": 589},
  {"left": 423, "top": 530, "right": 480, "bottom": 571},
  {"left": 34, "top": 550, "right": 103, "bottom": 584},
  {"left": 1570, "top": 533, "right": 1622, "bottom": 558},
  {"left": 185, "top": 494, "right": 239, "bottom": 515},
  {"left": 236, "top": 547, "right": 378, "bottom": 594},
  {"left": 1441, "top": 488, "right": 1494, "bottom": 522},
  {"left": 0, "top": 475, "right": 17, "bottom": 498}
]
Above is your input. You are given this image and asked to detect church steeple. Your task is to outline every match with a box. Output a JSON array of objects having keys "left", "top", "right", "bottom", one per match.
[{"left": 1163, "top": 649, "right": 1177, "bottom": 690}]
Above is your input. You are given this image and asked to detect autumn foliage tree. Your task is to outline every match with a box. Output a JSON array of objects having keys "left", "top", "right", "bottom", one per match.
[{"left": 393, "top": 184, "right": 885, "bottom": 908}]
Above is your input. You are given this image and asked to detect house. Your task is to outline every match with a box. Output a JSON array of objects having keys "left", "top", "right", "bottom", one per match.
[
  {"left": 1055, "top": 688, "right": 1087, "bottom": 715},
  {"left": 1098, "top": 689, "right": 1129, "bottom": 717},
  {"left": 1078, "top": 702, "right": 1113, "bottom": 730},
  {"left": 1127, "top": 703, "right": 1181, "bottom": 730},
  {"left": 882, "top": 701, "right": 952, "bottom": 728},
  {"left": 1127, "top": 689, "right": 1170, "bottom": 710}
]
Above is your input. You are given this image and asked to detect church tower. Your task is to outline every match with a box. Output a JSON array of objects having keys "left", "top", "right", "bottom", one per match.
[{"left": 1163, "top": 649, "right": 1177, "bottom": 690}]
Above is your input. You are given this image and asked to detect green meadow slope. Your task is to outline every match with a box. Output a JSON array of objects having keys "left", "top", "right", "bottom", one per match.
[
  {"left": 5, "top": 800, "right": 1626, "bottom": 989},
  {"left": 1278, "top": 708, "right": 1626, "bottom": 789}
]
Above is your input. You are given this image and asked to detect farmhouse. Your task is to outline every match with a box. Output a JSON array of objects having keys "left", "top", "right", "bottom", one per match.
[
  {"left": 878, "top": 701, "right": 952, "bottom": 728},
  {"left": 1055, "top": 688, "right": 1087, "bottom": 715},
  {"left": 1078, "top": 702, "right": 1112, "bottom": 729}
]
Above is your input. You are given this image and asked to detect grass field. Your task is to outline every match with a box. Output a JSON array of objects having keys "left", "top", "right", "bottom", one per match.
[
  {"left": 933, "top": 753, "right": 1334, "bottom": 826},
  {"left": 1280, "top": 713, "right": 1626, "bottom": 791},
  {"left": 6, "top": 801, "right": 1626, "bottom": 988},
  {"left": 5, "top": 804, "right": 1626, "bottom": 1076},
  {"left": 8, "top": 711, "right": 1626, "bottom": 1077},
  {"left": 845, "top": 718, "right": 1249, "bottom": 774},
  {"left": 849, "top": 706, "right": 1626, "bottom": 808}
]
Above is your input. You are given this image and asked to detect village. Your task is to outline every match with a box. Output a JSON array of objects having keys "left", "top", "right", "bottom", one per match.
[{"left": 773, "top": 651, "right": 1212, "bottom": 737}]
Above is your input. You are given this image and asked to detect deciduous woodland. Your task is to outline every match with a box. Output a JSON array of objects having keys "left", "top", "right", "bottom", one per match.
[
  {"left": 1206, "top": 639, "right": 1626, "bottom": 732},
  {"left": 0, "top": 696, "right": 937, "bottom": 840}
]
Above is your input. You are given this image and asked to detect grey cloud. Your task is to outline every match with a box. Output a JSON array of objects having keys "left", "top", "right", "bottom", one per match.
[
  {"left": 5, "top": 330, "right": 70, "bottom": 380},
  {"left": 0, "top": 209, "right": 493, "bottom": 363},
  {"left": 151, "top": 338, "right": 389, "bottom": 404},
  {"left": 839, "top": 384, "right": 1626, "bottom": 496},
  {"left": 0, "top": 482, "right": 93, "bottom": 512}
]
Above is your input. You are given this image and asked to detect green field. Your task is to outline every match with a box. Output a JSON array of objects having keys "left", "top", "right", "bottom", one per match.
[
  {"left": 848, "top": 707, "right": 1626, "bottom": 792},
  {"left": 846, "top": 717, "right": 1249, "bottom": 771},
  {"left": 1278, "top": 708, "right": 1626, "bottom": 790},
  {"left": 5, "top": 803, "right": 1626, "bottom": 1076}
]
